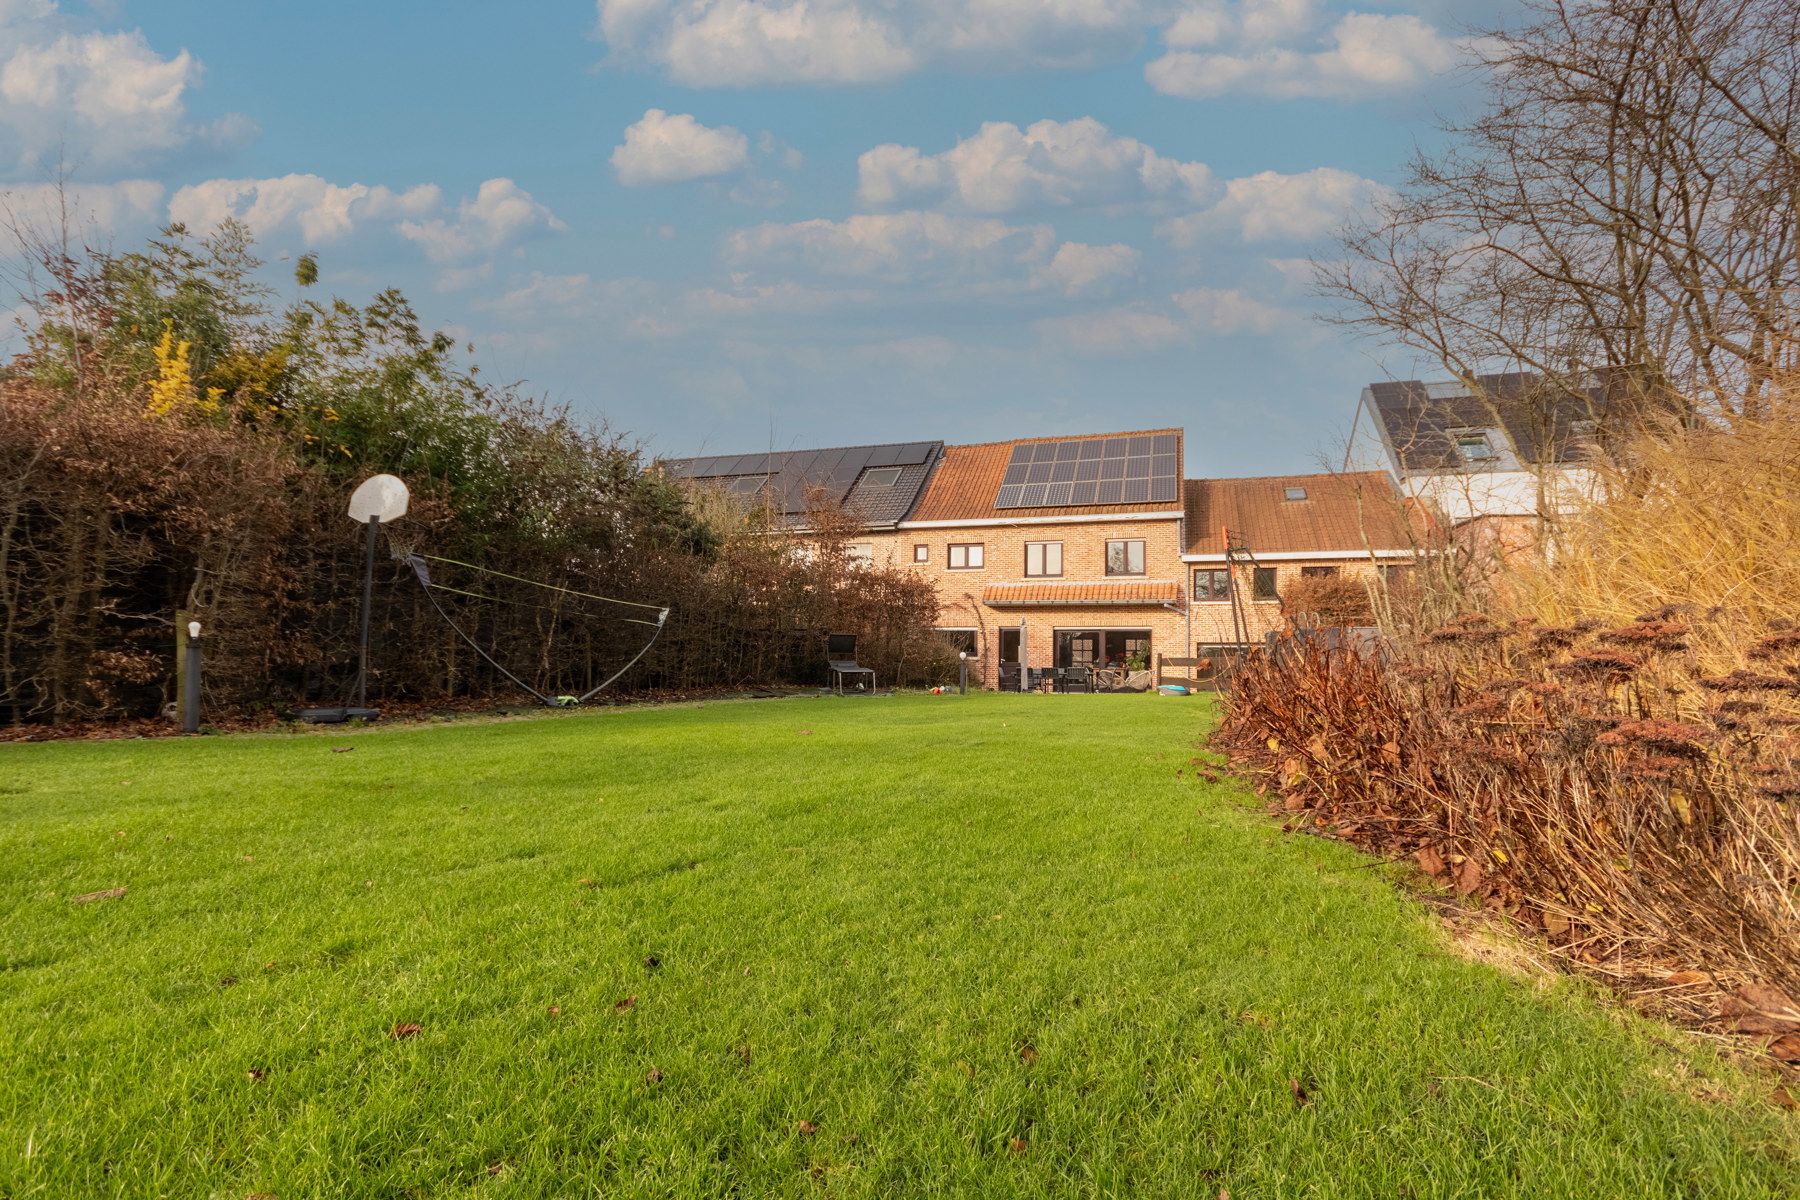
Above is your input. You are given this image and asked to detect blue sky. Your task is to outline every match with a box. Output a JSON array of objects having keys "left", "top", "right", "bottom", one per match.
[{"left": 0, "top": 0, "right": 1509, "bottom": 473}]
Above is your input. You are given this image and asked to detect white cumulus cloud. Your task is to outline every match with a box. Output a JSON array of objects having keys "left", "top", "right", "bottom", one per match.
[
  {"left": 595, "top": 0, "right": 1167, "bottom": 86},
  {"left": 397, "top": 178, "right": 567, "bottom": 263},
  {"left": 612, "top": 108, "right": 750, "bottom": 185},
  {"left": 0, "top": 2, "right": 254, "bottom": 174},
  {"left": 0, "top": 178, "right": 163, "bottom": 233},
  {"left": 168, "top": 175, "right": 441, "bottom": 243},
  {"left": 1147, "top": 10, "right": 1472, "bottom": 100},
  {"left": 858, "top": 117, "right": 1213, "bottom": 213},
  {"left": 1158, "top": 166, "right": 1389, "bottom": 244},
  {"left": 1035, "top": 241, "right": 1140, "bottom": 296}
]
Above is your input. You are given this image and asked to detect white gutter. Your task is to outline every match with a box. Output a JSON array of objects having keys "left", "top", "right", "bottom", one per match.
[
  {"left": 900, "top": 510, "right": 1184, "bottom": 530},
  {"left": 1181, "top": 548, "right": 1419, "bottom": 563}
]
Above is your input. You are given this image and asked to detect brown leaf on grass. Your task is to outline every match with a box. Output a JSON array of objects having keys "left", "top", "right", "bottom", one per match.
[
  {"left": 798, "top": 1120, "right": 819, "bottom": 1136},
  {"left": 1772, "top": 1085, "right": 1797, "bottom": 1111},
  {"left": 1019, "top": 1042, "right": 1039, "bottom": 1065},
  {"left": 1765, "top": 1033, "right": 1800, "bottom": 1062},
  {"left": 246, "top": 1068, "right": 267, "bottom": 1082},
  {"left": 390, "top": 1023, "right": 423, "bottom": 1039},
  {"left": 1664, "top": 970, "right": 1711, "bottom": 987},
  {"left": 1007, "top": 1137, "right": 1028, "bottom": 1155},
  {"left": 547, "top": 1005, "right": 561, "bottom": 1017},
  {"left": 1454, "top": 857, "right": 1484, "bottom": 896},
  {"left": 1720, "top": 984, "right": 1800, "bottom": 1034},
  {"left": 69, "top": 886, "right": 126, "bottom": 904},
  {"left": 330, "top": 745, "right": 354, "bottom": 754},
  {"left": 647, "top": 1067, "right": 664, "bottom": 1085},
  {"left": 797, "top": 729, "right": 813, "bottom": 736},
  {"left": 578, "top": 878, "right": 599, "bottom": 889},
  {"left": 1415, "top": 845, "right": 1446, "bottom": 878},
  {"left": 643, "top": 954, "right": 661, "bottom": 970},
  {"left": 614, "top": 995, "right": 637, "bottom": 1013},
  {"left": 1288, "top": 1077, "right": 1312, "bottom": 1107}
]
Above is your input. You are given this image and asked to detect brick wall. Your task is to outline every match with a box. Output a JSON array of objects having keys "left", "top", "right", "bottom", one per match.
[
  {"left": 857, "top": 517, "right": 1186, "bottom": 687},
  {"left": 1186, "top": 560, "right": 1391, "bottom": 647}
]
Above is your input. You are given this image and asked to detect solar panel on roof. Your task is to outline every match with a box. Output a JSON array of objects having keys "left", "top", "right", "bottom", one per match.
[{"left": 996, "top": 436, "right": 1178, "bottom": 509}]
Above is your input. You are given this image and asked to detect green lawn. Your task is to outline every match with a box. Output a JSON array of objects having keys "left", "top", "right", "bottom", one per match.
[{"left": 2, "top": 694, "right": 1794, "bottom": 1198}]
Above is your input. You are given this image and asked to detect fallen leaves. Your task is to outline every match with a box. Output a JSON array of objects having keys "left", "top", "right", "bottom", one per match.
[
  {"left": 1719, "top": 984, "right": 1800, "bottom": 1036},
  {"left": 330, "top": 745, "right": 354, "bottom": 754},
  {"left": 643, "top": 954, "right": 661, "bottom": 970},
  {"left": 1288, "top": 1077, "right": 1312, "bottom": 1107},
  {"left": 390, "top": 1023, "right": 423, "bottom": 1039},
  {"left": 546, "top": 1005, "right": 561, "bottom": 1017},
  {"left": 1773, "top": 1085, "right": 1797, "bottom": 1111},
  {"left": 1019, "top": 1042, "right": 1039, "bottom": 1065},
  {"left": 1007, "top": 1137, "right": 1028, "bottom": 1156},
  {"left": 614, "top": 995, "right": 637, "bottom": 1013},
  {"left": 246, "top": 1068, "right": 267, "bottom": 1082},
  {"left": 646, "top": 1067, "right": 664, "bottom": 1085},
  {"left": 797, "top": 1120, "right": 819, "bottom": 1136},
  {"left": 69, "top": 886, "right": 125, "bottom": 904},
  {"left": 1415, "top": 845, "right": 1446, "bottom": 879}
]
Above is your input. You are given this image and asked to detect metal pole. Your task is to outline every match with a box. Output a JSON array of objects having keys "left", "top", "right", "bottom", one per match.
[
  {"left": 182, "top": 630, "right": 201, "bottom": 734},
  {"left": 959, "top": 654, "right": 967, "bottom": 695},
  {"left": 356, "top": 515, "right": 379, "bottom": 708}
]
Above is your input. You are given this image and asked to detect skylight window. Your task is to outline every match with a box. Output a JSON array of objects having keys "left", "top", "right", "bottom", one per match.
[
  {"left": 1454, "top": 432, "right": 1499, "bottom": 463},
  {"left": 1283, "top": 486, "right": 1307, "bottom": 501},
  {"left": 861, "top": 467, "right": 902, "bottom": 488}
]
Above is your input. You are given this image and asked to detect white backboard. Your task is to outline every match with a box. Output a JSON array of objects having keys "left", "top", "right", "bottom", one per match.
[{"left": 348, "top": 474, "right": 410, "bottom": 524}]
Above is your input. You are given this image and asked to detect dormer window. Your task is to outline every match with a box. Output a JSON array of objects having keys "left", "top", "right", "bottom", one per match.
[{"left": 1283, "top": 486, "right": 1307, "bottom": 501}]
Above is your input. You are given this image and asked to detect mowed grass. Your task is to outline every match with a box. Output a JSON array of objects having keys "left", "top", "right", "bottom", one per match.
[{"left": 2, "top": 695, "right": 1795, "bottom": 1198}]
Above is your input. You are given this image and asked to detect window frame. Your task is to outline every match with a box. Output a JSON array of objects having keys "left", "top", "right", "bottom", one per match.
[
  {"left": 1452, "top": 430, "right": 1499, "bottom": 464},
  {"left": 1300, "top": 565, "right": 1339, "bottom": 579},
  {"left": 1024, "top": 540, "right": 1064, "bottom": 578},
  {"left": 1192, "top": 567, "right": 1230, "bottom": 602},
  {"left": 1104, "top": 538, "right": 1146, "bottom": 577},
  {"left": 861, "top": 466, "right": 903, "bottom": 488},
  {"left": 845, "top": 542, "right": 874, "bottom": 566},
  {"left": 947, "top": 542, "right": 985, "bottom": 570},
  {"left": 913, "top": 543, "right": 930, "bottom": 563},
  {"left": 1283, "top": 486, "right": 1308, "bottom": 501},
  {"left": 1252, "top": 566, "right": 1279, "bottom": 601}
]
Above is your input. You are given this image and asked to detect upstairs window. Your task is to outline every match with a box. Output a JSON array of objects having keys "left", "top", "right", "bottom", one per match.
[
  {"left": 1105, "top": 539, "right": 1146, "bottom": 576},
  {"left": 845, "top": 543, "right": 874, "bottom": 566},
  {"left": 1024, "top": 541, "right": 1063, "bottom": 577},
  {"left": 913, "top": 543, "right": 930, "bottom": 563},
  {"left": 1252, "top": 566, "right": 1279, "bottom": 601},
  {"left": 1192, "top": 568, "right": 1230, "bottom": 601},
  {"left": 862, "top": 467, "right": 902, "bottom": 488},
  {"left": 1453, "top": 432, "right": 1498, "bottom": 463},
  {"left": 1283, "top": 486, "right": 1308, "bottom": 501},
  {"left": 1300, "top": 565, "right": 1338, "bottom": 578},
  {"left": 948, "top": 543, "right": 984, "bottom": 570}
]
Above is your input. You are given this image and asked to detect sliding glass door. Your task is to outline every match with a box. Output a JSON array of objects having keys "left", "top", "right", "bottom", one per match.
[{"left": 1053, "top": 629, "right": 1151, "bottom": 670}]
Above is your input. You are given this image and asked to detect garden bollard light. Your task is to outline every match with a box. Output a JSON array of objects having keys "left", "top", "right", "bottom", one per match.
[
  {"left": 959, "top": 650, "right": 968, "bottom": 696},
  {"left": 182, "top": 620, "right": 202, "bottom": 734}
]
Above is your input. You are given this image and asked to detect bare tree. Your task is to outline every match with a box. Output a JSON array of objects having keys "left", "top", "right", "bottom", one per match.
[{"left": 1323, "top": 0, "right": 1800, "bottom": 421}]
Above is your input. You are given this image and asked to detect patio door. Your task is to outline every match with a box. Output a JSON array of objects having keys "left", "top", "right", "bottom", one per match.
[{"left": 1054, "top": 629, "right": 1151, "bottom": 670}]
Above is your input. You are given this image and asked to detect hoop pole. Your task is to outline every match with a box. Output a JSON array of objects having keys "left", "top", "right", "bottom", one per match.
[{"left": 356, "top": 515, "right": 378, "bottom": 708}]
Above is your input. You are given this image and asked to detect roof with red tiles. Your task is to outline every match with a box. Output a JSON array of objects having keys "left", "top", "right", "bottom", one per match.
[
  {"left": 906, "top": 429, "right": 1184, "bottom": 524},
  {"left": 983, "top": 581, "right": 1182, "bottom": 607},
  {"left": 1182, "top": 472, "right": 1419, "bottom": 556}
]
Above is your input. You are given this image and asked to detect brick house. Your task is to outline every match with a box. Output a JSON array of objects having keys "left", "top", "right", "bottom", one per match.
[
  {"left": 1182, "top": 472, "right": 1421, "bottom": 656},
  {"left": 666, "top": 429, "right": 1419, "bottom": 690},
  {"left": 861, "top": 429, "right": 1188, "bottom": 689}
]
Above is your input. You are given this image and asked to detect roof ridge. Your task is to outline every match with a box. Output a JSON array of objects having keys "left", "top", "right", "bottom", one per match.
[
  {"left": 946, "top": 427, "right": 1182, "bottom": 451},
  {"left": 1185, "top": 470, "right": 1393, "bottom": 485},
  {"left": 663, "top": 438, "right": 943, "bottom": 464}
]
